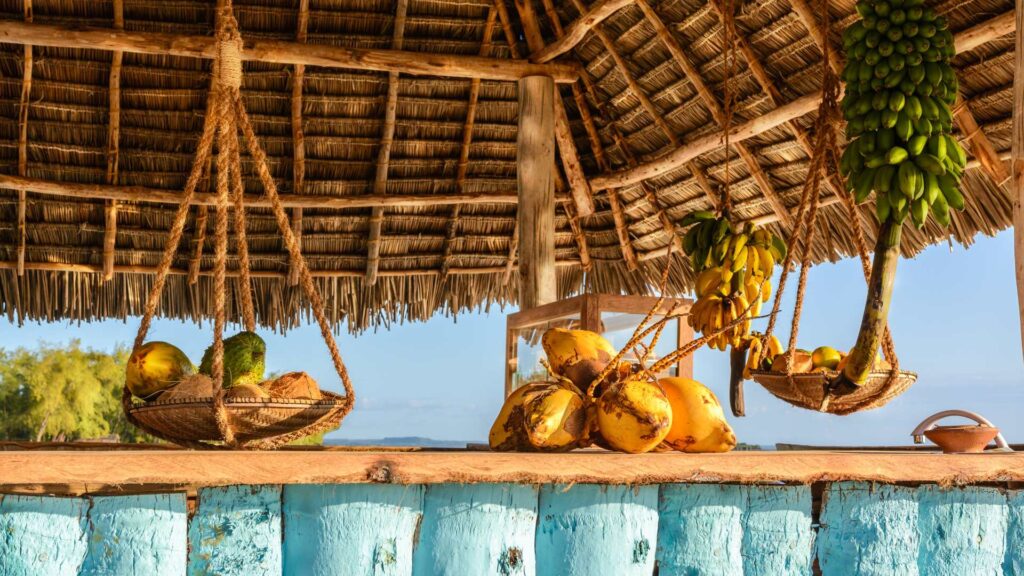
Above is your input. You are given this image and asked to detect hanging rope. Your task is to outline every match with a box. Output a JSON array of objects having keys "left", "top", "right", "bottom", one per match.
[
  {"left": 123, "top": 1, "right": 354, "bottom": 448},
  {"left": 718, "top": 0, "right": 739, "bottom": 214}
]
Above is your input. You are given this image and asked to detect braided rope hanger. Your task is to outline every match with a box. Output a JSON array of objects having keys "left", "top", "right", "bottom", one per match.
[
  {"left": 755, "top": 0, "right": 902, "bottom": 414},
  {"left": 121, "top": 2, "right": 355, "bottom": 448}
]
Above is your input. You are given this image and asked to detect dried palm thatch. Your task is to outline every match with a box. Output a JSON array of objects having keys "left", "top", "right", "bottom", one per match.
[{"left": 0, "top": 0, "right": 1017, "bottom": 332}]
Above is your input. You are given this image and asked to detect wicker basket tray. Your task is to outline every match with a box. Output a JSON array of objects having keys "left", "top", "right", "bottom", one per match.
[
  {"left": 749, "top": 369, "right": 917, "bottom": 414},
  {"left": 128, "top": 391, "right": 351, "bottom": 443}
]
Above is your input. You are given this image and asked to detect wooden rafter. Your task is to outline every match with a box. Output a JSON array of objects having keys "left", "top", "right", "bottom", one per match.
[
  {"left": 637, "top": 0, "right": 794, "bottom": 228},
  {"left": 15, "top": 0, "right": 31, "bottom": 277},
  {"left": 787, "top": 0, "right": 844, "bottom": 74},
  {"left": 365, "top": 0, "right": 409, "bottom": 286},
  {"left": 512, "top": 0, "right": 596, "bottom": 217},
  {"left": 531, "top": 0, "right": 633, "bottom": 63},
  {"left": 1014, "top": 0, "right": 1023, "bottom": 362},
  {"left": 954, "top": 95, "right": 1011, "bottom": 188},
  {"left": 0, "top": 20, "right": 580, "bottom": 84},
  {"left": 289, "top": 0, "right": 309, "bottom": 287},
  {"left": 101, "top": 0, "right": 123, "bottom": 282},
  {"left": 590, "top": 10, "right": 1016, "bottom": 191},
  {"left": 442, "top": 6, "right": 498, "bottom": 277},
  {"left": 539, "top": 0, "right": 637, "bottom": 270}
]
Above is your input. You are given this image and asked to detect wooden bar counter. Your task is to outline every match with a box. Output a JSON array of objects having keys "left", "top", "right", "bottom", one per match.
[{"left": 2, "top": 448, "right": 1023, "bottom": 575}]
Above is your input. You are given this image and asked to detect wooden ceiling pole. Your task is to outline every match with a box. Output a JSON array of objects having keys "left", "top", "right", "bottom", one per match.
[
  {"left": 531, "top": 0, "right": 633, "bottom": 63},
  {"left": 442, "top": 6, "right": 499, "bottom": 277},
  {"left": 101, "top": 0, "right": 123, "bottom": 282},
  {"left": 591, "top": 10, "right": 1016, "bottom": 191},
  {"left": 1013, "top": 0, "right": 1023, "bottom": 363},
  {"left": 517, "top": 74, "right": 557, "bottom": 309},
  {"left": 289, "top": 0, "right": 309, "bottom": 287},
  {"left": 365, "top": 0, "right": 409, "bottom": 286},
  {"left": 512, "top": 0, "right": 596, "bottom": 217},
  {"left": 15, "top": 0, "right": 31, "bottom": 277},
  {"left": 637, "top": 0, "right": 794, "bottom": 229}
]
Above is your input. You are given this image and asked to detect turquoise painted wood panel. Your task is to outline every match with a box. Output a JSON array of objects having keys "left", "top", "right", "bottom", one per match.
[
  {"left": 188, "top": 485, "right": 282, "bottom": 576},
  {"left": 535, "top": 484, "right": 658, "bottom": 576},
  {"left": 657, "top": 483, "right": 744, "bottom": 575},
  {"left": 81, "top": 493, "right": 188, "bottom": 576},
  {"left": 817, "top": 481, "right": 919, "bottom": 576},
  {"left": 283, "top": 484, "right": 424, "bottom": 576},
  {"left": 917, "top": 485, "right": 1007, "bottom": 576},
  {"left": 0, "top": 494, "right": 88, "bottom": 576},
  {"left": 742, "top": 485, "right": 813, "bottom": 576},
  {"left": 413, "top": 483, "right": 538, "bottom": 576},
  {"left": 1004, "top": 490, "right": 1024, "bottom": 574}
]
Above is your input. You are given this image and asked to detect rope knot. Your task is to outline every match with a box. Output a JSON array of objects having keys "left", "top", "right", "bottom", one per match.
[{"left": 216, "top": 9, "right": 244, "bottom": 91}]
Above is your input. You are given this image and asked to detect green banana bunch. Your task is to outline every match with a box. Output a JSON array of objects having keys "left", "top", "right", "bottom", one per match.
[{"left": 839, "top": 0, "right": 967, "bottom": 229}]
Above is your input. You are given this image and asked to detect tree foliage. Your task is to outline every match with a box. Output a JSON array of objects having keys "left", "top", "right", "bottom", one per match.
[{"left": 0, "top": 341, "right": 149, "bottom": 442}]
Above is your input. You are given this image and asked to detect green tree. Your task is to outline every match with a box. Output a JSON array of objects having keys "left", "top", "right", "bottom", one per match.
[{"left": 0, "top": 341, "right": 149, "bottom": 442}]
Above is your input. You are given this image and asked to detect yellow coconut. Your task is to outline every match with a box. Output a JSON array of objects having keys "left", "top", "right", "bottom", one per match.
[
  {"left": 596, "top": 378, "right": 673, "bottom": 454},
  {"left": 658, "top": 377, "right": 737, "bottom": 453},
  {"left": 541, "top": 328, "right": 616, "bottom": 391},
  {"left": 126, "top": 342, "right": 196, "bottom": 399},
  {"left": 489, "top": 382, "right": 558, "bottom": 451},
  {"left": 522, "top": 385, "right": 588, "bottom": 451}
]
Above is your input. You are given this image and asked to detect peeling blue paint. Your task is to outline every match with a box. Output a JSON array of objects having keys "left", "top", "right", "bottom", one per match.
[
  {"left": 0, "top": 494, "right": 88, "bottom": 576},
  {"left": 81, "top": 493, "right": 187, "bottom": 576},
  {"left": 743, "top": 485, "right": 813, "bottom": 576},
  {"left": 657, "top": 483, "right": 744, "bottom": 575},
  {"left": 188, "top": 485, "right": 282, "bottom": 576},
  {"left": 1005, "top": 490, "right": 1024, "bottom": 574},
  {"left": 917, "top": 485, "right": 1007, "bottom": 576},
  {"left": 818, "top": 482, "right": 919, "bottom": 575}
]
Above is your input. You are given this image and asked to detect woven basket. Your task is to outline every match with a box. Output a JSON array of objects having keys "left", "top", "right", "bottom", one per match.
[
  {"left": 749, "top": 369, "right": 917, "bottom": 415},
  {"left": 128, "top": 391, "right": 351, "bottom": 443}
]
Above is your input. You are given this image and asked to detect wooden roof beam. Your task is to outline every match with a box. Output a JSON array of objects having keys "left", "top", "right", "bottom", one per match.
[
  {"left": 0, "top": 19, "right": 580, "bottom": 84},
  {"left": 531, "top": 0, "right": 633, "bottom": 63},
  {"left": 288, "top": 0, "right": 309, "bottom": 287},
  {"left": 637, "top": 0, "right": 794, "bottom": 228},
  {"left": 15, "top": 0, "right": 31, "bottom": 278},
  {"left": 512, "top": 0, "right": 596, "bottom": 217},
  {"left": 102, "top": 0, "right": 123, "bottom": 282},
  {"left": 1013, "top": 0, "right": 1023, "bottom": 363},
  {"left": 787, "top": 0, "right": 844, "bottom": 75},
  {"left": 443, "top": 6, "right": 498, "bottom": 277},
  {"left": 591, "top": 10, "right": 1016, "bottom": 191},
  {"left": 365, "top": 0, "right": 409, "bottom": 286}
]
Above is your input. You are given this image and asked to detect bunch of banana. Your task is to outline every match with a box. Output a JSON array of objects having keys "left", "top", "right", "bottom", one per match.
[
  {"left": 687, "top": 293, "right": 754, "bottom": 350},
  {"left": 741, "top": 334, "right": 785, "bottom": 379},
  {"left": 839, "top": 0, "right": 967, "bottom": 228},
  {"left": 681, "top": 213, "right": 787, "bottom": 275}
]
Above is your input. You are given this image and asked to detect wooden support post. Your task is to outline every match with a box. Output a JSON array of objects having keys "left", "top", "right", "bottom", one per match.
[
  {"left": 289, "top": 0, "right": 308, "bottom": 287},
  {"left": 102, "top": 0, "right": 123, "bottom": 282},
  {"left": 1013, "top": 0, "right": 1023, "bottom": 363},
  {"left": 513, "top": 0, "right": 595, "bottom": 217},
  {"left": 15, "top": 0, "right": 31, "bottom": 277},
  {"left": 517, "top": 75, "right": 556, "bottom": 310},
  {"left": 365, "top": 0, "right": 408, "bottom": 286}
]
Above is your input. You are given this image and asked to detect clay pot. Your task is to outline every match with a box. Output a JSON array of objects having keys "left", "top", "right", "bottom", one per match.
[{"left": 924, "top": 425, "right": 1000, "bottom": 454}]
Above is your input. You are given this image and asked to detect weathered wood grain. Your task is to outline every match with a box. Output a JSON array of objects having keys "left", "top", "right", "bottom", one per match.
[
  {"left": 742, "top": 485, "right": 813, "bottom": 575},
  {"left": 516, "top": 75, "right": 556, "bottom": 310},
  {"left": 413, "top": 483, "right": 537, "bottom": 575},
  {"left": 188, "top": 485, "right": 282, "bottom": 576},
  {"left": 916, "top": 485, "right": 1007, "bottom": 575},
  {"left": 0, "top": 494, "right": 88, "bottom": 575},
  {"left": 81, "top": 493, "right": 187, "bottom": 575},
  {"left": 282, "top": 484, "right": 423, "bottom": 575},
  {"left": 657, "top": 483, "right": 744, "bottom": 575},
  {"left": 535, "top": 484, "right": 658, "bottom": 576},
  {"left": 1004, "top": 490, "right": 1024, "bottom": 574},
  {"left": 817, "top": 482, "right": 919, "bottom": 575}
]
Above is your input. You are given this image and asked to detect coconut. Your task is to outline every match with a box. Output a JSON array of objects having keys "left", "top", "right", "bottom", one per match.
[
  {"left": 541, "top": 328, "right": 616, "bottom": 391},
  {"left": 160, "top": 374, "right": 214, "bottom": 401},
  {"left": 489, "top": 382, "right": 555, "bottom": 451},
  {"left": 596, "top": 378, "right": 673, "bottom": 454},
  {"left": 225, "top": 383, "right": 270, "bottom": 400},
  {"left": 658, "top": 377, "right": 736, "bottom": 453},
  {"left": 264, "top": 371, "right": 322, "bottom": 400},
  {"left": 522, "top": 384, "right": 588, "bottom": 451}
]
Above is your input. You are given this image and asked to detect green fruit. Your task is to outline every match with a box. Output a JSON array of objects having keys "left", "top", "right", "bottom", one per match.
[
  {"left": 903, "top": 22, "right": 919, "bottom": 37},
  {"left": 865, "top": 50, "right": 882, "bottom": 65},
  {"left": 916, "top": 82, "right": 933, "bottom": 97},
  {"left": 925, "top": 62, "right": 942, "bottom": 86},
  {"left": 881, "top": 109, "right": 899, "bottom": 128},
  {"left": 931, "top": 191, "right": 951, "bottom": 226},
  {"left": 913, "top": 117, "right": 932, "bottom": 136},
  {"left": 908, "top": 65, "right": 925, "bottom": 84},
  {"left": 926, "top": 134, "right": 947, "bottom": 160},
  {"left": 886, "top": 146, "right": 909, "bottom": 165},
  {"left": 884, "top": 69, "right": 905, "bottom": 88},
  {"left": 906, "top": 52, "right": 923, "bottom": 67},
  {"left": 874, "top": 1, "right": 892, "bottom": 17},
  {"left": 865, "top": 30, "right": 881, "bottom": 48},
  {"left": 888, "top": 52, "right": 905, "bottom": 70},
  {"left": 874, "top": 61, "right": 891, "bottom": 79},
  {"left": 879, "top": 40, "right": 895, "bottom": 57},
  {"left": 895, "top": 114, "right": 914, "bottom": 141},
  {"left": 924, "top": 48, "right": 941, "bottom": 63},
  {"left": 897, "top": 161, "right": 919, "bottom": 196},
  {"left": 682, "top": 226, "right": 700, "bottom": 253},
  {"left": 923, "top": 172, "right": 940, "bottom": 204},
  {"left": 199, "top": 331, "right": 267, "bottom": 388},
  {"left": 914, "top": 37, "right": 931, "bottom": 54},
  {"left": 864, "top": 110, "right": 881, "bottom": 131},
  {"left": 855, "top": 168, "right": 877, "bottom": 202},
  {"left": 876, "top": 128, "right": 896, "bottom": 151},
  {"left": 945, "top": 135, "right": 966, "bottom": 166},
  {"left": 872, "top": 92, "right": 890, "bottom": 111},
  {"left": 897, "top": 39, "right": 915, "bottom": 55},
  {"left": 938, "top": 174, "right": 965, "bottom": 210},
  {"left": 876, "top": 18, "right": 891, "bottom": 34},
  {"left": 874, "top": 165, "right": 896, "bottom": 193},
  {"left": 886, "top": 27, "right": 903, "bottom": 42},
  {"left": 866, "top": 154, "right": 888, "bottom": 169},
  {"left": 891, "top": 9, "right": 907, "bottom": 24},
  {"left": 921, "top": 96, "right": 939, "bottom": 119},
  {"left": 919, "top": 23, "right": 936, "bottom": 38},
  {"left": 907, "top": 134, "right": 928, "bottom": 155},
  {"left": 876, "top": 193, "right": 892, "bottom": 222},
  {"left": 859, "top": 63, "right": 874, "bottom": 82},
  {"left": 856, "top": 2, "right": 874, "bottom": 18},
  {"left": 907, "top": 7, "right": 924, "bottom": 21},
  {"left": 911, "top": 197, "right": 929, "bottom": 228},
  {"left": 905, "top": 95, "right": 922, "bottom": 120},
  {"left": 860, "top": 133, "right": 877, "bottom": 155},
  {"left": 888, "top": 92, "right": 906, "bottom": 112},
  {"left": 914, "top": 153, "right": 946, "bottom": 176}
]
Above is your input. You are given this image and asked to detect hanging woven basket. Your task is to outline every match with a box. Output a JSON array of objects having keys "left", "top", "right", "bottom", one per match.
[
  {"left": 120, "top": 2, "right": 355, "bottom": 449},
  {"left": 748, "top": 369, "right": 916, "bottom": 415}
]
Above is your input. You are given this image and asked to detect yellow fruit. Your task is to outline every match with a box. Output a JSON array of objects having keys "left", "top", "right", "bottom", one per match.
[
  {"left": 126, "top": 341, "right": 196, "bottom": 399},
  {"left": 770, "top": 349, "right": 815, "bottom": 373},
  {"left": 766, "top": 335, "right": 784, "bottom": 358},
  {"left": 489, "top": 382, "right": 559, "bottom": 451},
  {"left": 811, "top": 346, "right": 842, "bottom": 370},
  {"left": 659, "top": 377, "right": 737, "bottom": 453},
  {"left": 596, "top": 379, "right": 672, "bottom": 454},
  {"left": 542, "top": 328, "right": 616, "bottom": 391},
  {"left": 523, "top": 385, "right": 588, "bottom": 451}
]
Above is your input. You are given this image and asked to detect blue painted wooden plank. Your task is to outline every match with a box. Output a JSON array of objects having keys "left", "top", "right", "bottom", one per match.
[
  {"left": 188, "top": 485, "right": 282, "bottom": 576},
  {"left": 817, "top": 481, "right": 919, "bottom": 576},
  {"left": 413, "top": 483, "right": 537, "bottom": 576},
  {"left": 742, "top": 485, "right": 813, "bottom": 576},
  {"left": 0, "top": 494, "right": 88, "bottom": 576},
  {"left": 917, "top": 485, "right": 1007, "bottom": 576},
  {"left": 535, "top": 484, "right": 658, "bottom": 576},
  {"left": 283, "top": 484, "right": 423, "bottom": 576},
  {"left": 1004, "top": 490, "right": 1024, "bottom": 575},
  {"left": 657, "top": 483, "right": 744, "bottom": 576},
  {"left": 81, "top": 493, "right": 188, "bottom": 576}
]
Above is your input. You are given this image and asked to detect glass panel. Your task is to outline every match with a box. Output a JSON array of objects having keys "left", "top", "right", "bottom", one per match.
[
  {"left": 600, "top": 312, "right": 681, "bottom": 378},
  {"left": 511, "top": 315, "right": 582, "bottom": 390}
]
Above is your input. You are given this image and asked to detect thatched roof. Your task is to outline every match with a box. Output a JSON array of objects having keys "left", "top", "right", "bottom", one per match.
[{"left": 0, "top": 0, "right": 1017, "bottom": 331}]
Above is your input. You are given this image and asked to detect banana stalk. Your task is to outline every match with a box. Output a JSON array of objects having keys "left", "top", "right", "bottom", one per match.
[
  {"left": 729, "top": 345, "right": 747, "bottom": 417},
  {"left": 832, "top": 217, "right": 902, "bottom": 393}
]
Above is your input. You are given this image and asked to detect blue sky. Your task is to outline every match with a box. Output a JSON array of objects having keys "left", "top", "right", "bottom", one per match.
[{"left": 2, "top": 229, "right": 1021, "bottom": 447}]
